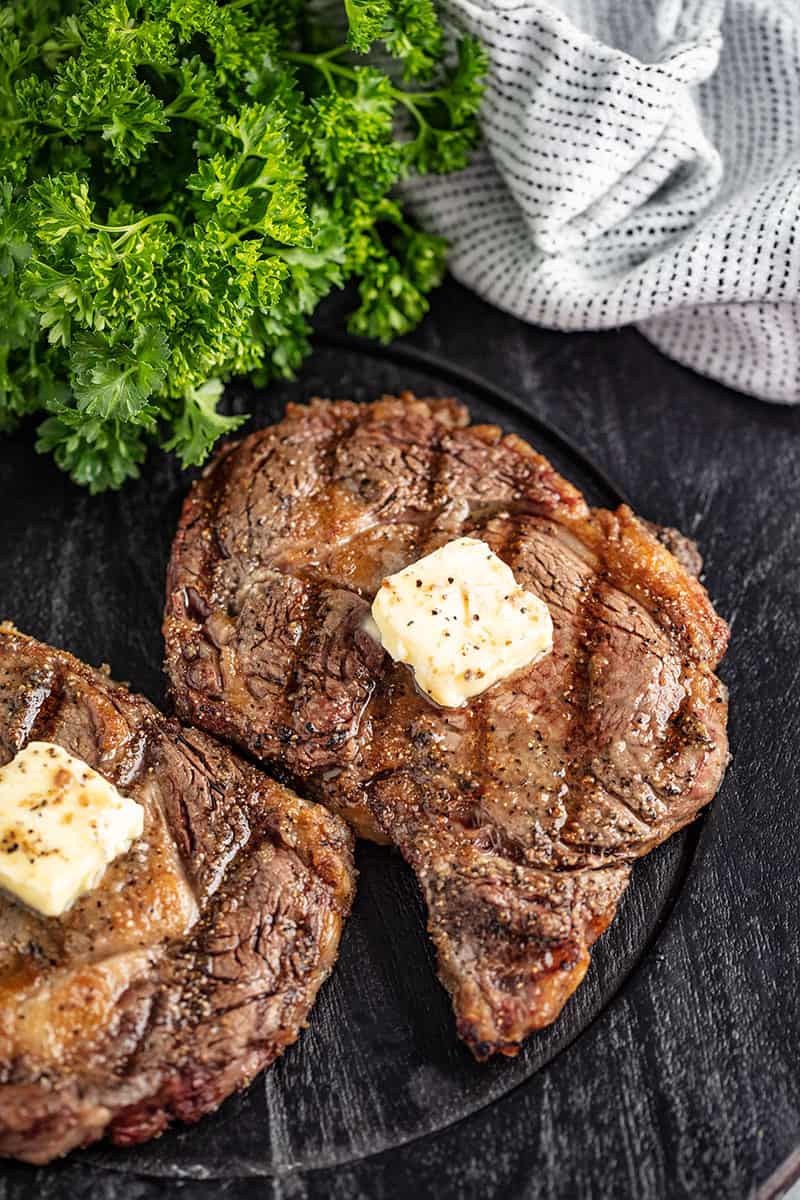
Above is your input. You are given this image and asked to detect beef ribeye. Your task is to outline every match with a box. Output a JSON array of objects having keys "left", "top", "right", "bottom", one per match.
[
  {"left": 0, "top": 625, "right": 354, "bottom": 1163},
  {"left": 163, "top": 395, "right": 730, "bottom": 1060}
]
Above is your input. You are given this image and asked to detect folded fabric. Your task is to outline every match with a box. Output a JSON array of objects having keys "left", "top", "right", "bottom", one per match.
[{"left": 403, "top": 0, "right": 800, "bottom": 402}]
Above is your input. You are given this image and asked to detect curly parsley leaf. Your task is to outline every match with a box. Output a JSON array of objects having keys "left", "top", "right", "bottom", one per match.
[
  {"left": 36, "top": 407, "right": 153, "bottom": 492},
  {"left": 162, "top": 378, "right": 246, "bottom": 466},
  {"left": 71, "top": 325, "right": 170, "bottom": 419},
  {"left": 345, "top": 0, "right": 442, "bottom": 78}
]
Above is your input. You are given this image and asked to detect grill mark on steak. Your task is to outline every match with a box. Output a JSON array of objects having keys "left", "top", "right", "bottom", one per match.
[
  {"left": 163, "top": 394, "right": 730, "bottom": 1060},
  {"left": 561, "top": 521, "right": 604, "bottom": 851},
  {"left": 0, "top": 625, "right": 355, "bottom": 1163},
  {"left": 462, "top": 508, "right": 531, "bottom": 863},
  {"left": 558, "top": 536, "right": 665, "bottom": 859}
]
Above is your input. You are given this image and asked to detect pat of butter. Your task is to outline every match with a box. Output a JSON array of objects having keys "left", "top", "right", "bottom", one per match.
[
  {"left": 0, "top": 742, "right": 144, "bottom": 917},
  {"left": 371, "top": 537, "right": 553, "bottom": 707}
]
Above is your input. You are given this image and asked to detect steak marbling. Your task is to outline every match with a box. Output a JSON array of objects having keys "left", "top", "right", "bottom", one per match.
[
  {"left": 0, "top": 625, "right": 354, "bottom": 1162},
  {"left": 164, "top": 395, "right": 730, "bottom": 1060}
]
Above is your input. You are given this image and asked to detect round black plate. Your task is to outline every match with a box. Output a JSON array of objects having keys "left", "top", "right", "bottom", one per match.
[{"left": 0, "top": 336, "right": 699, "bottom": 1183}]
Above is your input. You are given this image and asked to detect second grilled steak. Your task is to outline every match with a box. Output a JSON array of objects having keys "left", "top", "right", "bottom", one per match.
[
  {"left": 0, "top": 625, "right": 354, "bottom": 1163},
  {"left": 164, "top": 395, "right": 730, "bottom": 1060}
]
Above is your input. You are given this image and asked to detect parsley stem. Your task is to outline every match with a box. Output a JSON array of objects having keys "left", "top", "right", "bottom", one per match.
[
  {"left": 393, "top": 92, "right": 433, "bottom": 132},
  {"left": 91, "top": 212, "right": 182, "bottom": 246},
  {"left": 283, "top": 51, "right": 353, "bottom": 80},
  {"left": 223, "top": 225, "right": 263, "bottom": 248},
  {"left": 317, "top": 45, "right": 350, "bottom": 62},
  {"left": 284, "top": 50, "right": 441, "bottom": 110},
  {"left": 223, "top": 226, "right": 298, "bottom": 252}
]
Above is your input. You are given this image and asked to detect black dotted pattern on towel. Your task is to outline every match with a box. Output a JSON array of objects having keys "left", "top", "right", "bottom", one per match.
[{"left": 402, "top": 0, "right": 800, "bottom": 402}]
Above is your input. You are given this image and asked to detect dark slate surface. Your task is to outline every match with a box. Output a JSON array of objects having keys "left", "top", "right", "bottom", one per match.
[{"left": 0, "top": 278, "right": 798, "bottom": 1199}]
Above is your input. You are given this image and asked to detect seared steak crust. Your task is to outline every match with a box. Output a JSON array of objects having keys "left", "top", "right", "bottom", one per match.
[
  {"left": 0, "top": 625, "right": 354, "bottom": 1163},
  {"left": 164, "top": 395, "right": 729, "bottom": 1059}
]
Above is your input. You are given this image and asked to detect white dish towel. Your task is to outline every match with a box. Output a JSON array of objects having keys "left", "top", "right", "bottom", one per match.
[{"left": 404, "top": 0, "right": 800, "bottom": 402}]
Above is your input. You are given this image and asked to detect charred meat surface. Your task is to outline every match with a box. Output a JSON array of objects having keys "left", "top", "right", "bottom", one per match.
[
  {"left": 164, "top": 395, "right": 730, "bottom": 1060},
  {"left": 0, "top": 625, "right": 354, "bottom": 1163}
]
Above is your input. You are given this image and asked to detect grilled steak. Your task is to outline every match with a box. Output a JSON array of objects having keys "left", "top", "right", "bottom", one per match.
[
  {"left": 164, "top": 395, "right": 730, "bottom": 1060},
  {"left": 0, "top": 625, "right": 354, "bottom": 1163}
]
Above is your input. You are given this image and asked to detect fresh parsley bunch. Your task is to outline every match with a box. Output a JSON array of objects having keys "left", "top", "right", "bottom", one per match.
[{"left": 0, "top": 0, "right": 486, "bottom": 490}]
